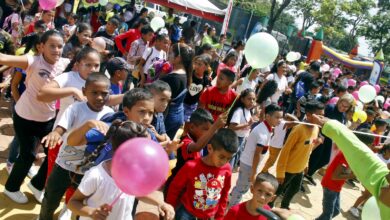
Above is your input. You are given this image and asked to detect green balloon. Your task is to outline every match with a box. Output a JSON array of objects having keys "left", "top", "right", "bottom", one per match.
[
  {"left": 287, "top": 214, "right": 305, "bottom": 220},
  {"left": 362, "top": 196, "right": 381, "bottom": 220},
  {"left": 244, "top": 32, "right": 279, "bottom": 68}
]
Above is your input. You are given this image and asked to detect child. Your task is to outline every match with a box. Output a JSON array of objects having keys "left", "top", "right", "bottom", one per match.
[
  {"left": 199, "top": 68, "right": 237, "bottom": 121},
  {"left": 227, "top": 88, "right": 256, "bottom": 169},
  {"left": 229, "top": 104, "right": 283, "bottom": 207},
  {"left": 165, "top": 109, "right": 227, "bottom": 193},
  {"left": 63, "top": 23, "right": 93, "bottom": 58},
  {"left": 38, "top": 73, "right": 113, "bottom": 219},
  {"left": 68, "top": 120, "right": 175, "bottom": 220},
  {"left": 166, "top": 128, "right": 238, "bottom": 219},
  {"left": 93, "top": 17, "right": 120, "bottom": 41},
  {"left": 273, "top": 101, "right": 325, "bottom": 209},
  {"left": 126, "top": 25, "right": 154, "bottom": 70},
  {"left": 137, "top": 32, "right": 170, "bottom": 87},
  {"left": 63, "top": 13, "right": 79, "bottom": 40},
  {"left": 106, "top": 57, "right": 130, "bottom": 95},
  {"left": 372, "top": 119, "right": 387, "bottom": 148},
  {"left": 183, "top": 54, "right": 212, "bottom": 122},
  {"left": 235, "top": 67, "right": 260, "bottom": 94},
  {"left": 26, "top": 10, "right": 55, "bottom": 34},
  {"left": 357, "top": 109, "right": 376, "bottom": 130},
  {"left": 297, "top": 81, "right": 321, "bottom": 120},
  {"left": 224, "top": 173, "right": 278, "bottom": 220},
  {"left": 316, "top": 130, "right": 374, "bottom": 220},
  {"left": 257, "top": 80, "right": 278, "bottom": 121},
  {"left": 1, "top": 30, "right": 70, "bottom": 204},
  {"left": 20, "top": 20, "right": 46, "bottom": 54},
  {"left": 216, "top": 51, "right": 238, "bottom": 76}
]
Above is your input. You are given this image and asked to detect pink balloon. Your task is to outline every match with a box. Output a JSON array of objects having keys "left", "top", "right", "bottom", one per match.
[
  {"left": 347, "top": 79, "right": 356, "bottom": 87},
  {"left": 111, "top": 138, "right": 169, "bottom": 196},
  {"left": 374, "top": 85, "right": 381, "bottom": 94},
  {"left": 328, "top": 97, "right": 339, "bottom": 105},
  {"left": 39, "top": 0, "right": 57, "bottom": 10},
  {"left": 359, "top": 81, "right": 369, "bottom": 87},
  {"left": 352, "top": 91, "right": 359, "bottom": 100}
]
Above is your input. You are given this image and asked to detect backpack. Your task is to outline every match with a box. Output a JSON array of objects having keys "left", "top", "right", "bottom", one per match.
[
  {"left": 146, "top": 59, "right": 172, "bottom": 83},
  {"left": 295, "top": 80, "right": 306, "bottom": 99},
  {"left": 2, "top": 13, "right": 14, "bottom": 33}
]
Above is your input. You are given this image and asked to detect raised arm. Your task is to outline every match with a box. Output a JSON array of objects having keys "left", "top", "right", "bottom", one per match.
[{"left": 0, "top": 53, "right": 28, "bottom": 70}]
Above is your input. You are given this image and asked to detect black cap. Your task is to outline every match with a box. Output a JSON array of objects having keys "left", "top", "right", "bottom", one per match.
[{"left": 106, "top": 57, "right": 130, "bottom": 75}]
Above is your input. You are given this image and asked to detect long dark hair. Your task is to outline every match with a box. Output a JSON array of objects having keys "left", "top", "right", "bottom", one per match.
[
  {"left": 172, "top": 43, "right": 194, "bottom": 87},
  {"left": 64, "top": 47, "right": 100, "bottom": 72},
  {"left": 227, "top": 88, "right": 255, "bottom": 126},
  {"left": 257, "top": 80, "right": 278, "bottom": 104},
  {"left": 77, "top": 119, "right": 148, "bottom": 171},
  {"left": 68, "top": 23, "right": 92, "bottom": 47}
]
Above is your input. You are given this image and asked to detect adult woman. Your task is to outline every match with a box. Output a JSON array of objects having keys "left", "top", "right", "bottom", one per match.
[
  {"left": 305, "top": 94, "right": 355, "bottom": 184},
  {"left": 263, "top": 60, "right": 291, "bottom": 104},
  {"left": 161, "top": 43, "right": 194, "bottom": 139}
]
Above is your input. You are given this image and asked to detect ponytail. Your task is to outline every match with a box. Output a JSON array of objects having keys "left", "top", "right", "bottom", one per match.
[{"left": 64, "top": 47, "right": 100, "bottom": 72}]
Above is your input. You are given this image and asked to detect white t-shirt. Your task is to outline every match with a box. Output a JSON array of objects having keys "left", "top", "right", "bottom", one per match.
[
  {"left": 377, "top": 153, "right": 390, "bottom": 164},
  {"left": 236, "top": 77, "right": 256, "bottom": 94},
  {"left": 270, "top": 121, "right": 287, "bottom": 149},
  {"left": 266, "top": 73, "right": 288, "bottom": 103},
  {"left": 240, "top": 122, "right": 272, "bottom": 167},
  {"left": 142, "top": 47, "right": 166, "bottom": 74},
  {"left": 230, "top": 107, "right": 252, "bottom": 138},
  {"left": 53, "top": 71, "right": 86, "bottom": 128},
  {"left": 79, "top": 161, "right": 135, "bottom": 220},
  {"left": 15, "top": 55, "right": 70, "bottom": 122},
  {"left": 56, "top": 102, "right": 113, "bottom": 174}
]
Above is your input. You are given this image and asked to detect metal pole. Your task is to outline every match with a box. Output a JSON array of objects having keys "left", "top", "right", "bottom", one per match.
[{"left": 244, "top": 11, "right": 253, "bottom": 40}]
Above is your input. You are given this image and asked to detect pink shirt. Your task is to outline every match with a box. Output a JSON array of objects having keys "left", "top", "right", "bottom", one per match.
[
  {"left": 217, "top": 62, "right": 237, "bottom": 76},
  {"left": 15, "top": 55, "right": 70, "bottom": 122}
]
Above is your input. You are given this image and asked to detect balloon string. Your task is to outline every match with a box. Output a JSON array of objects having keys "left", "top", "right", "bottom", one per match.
[
  {"left": 110, "top": 192, "right": 123, "bottom": 208},
  {"left": 286, "top": 121, "right": 390, "bottom": 139}
]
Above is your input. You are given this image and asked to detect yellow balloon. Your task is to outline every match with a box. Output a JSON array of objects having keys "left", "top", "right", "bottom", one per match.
[
  {"left": 352, "top": 111, "right": 359, "bottom": 122},
  {"left": 358, "top": 111, "right": 367, "bottom": 123}
]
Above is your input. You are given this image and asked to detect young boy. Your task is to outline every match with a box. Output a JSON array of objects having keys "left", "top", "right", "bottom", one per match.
[
  {"left": 273, "top": 100, "right": 325, "bottom": 209},
  {"left": 37, "top": 73, "right": 113, "bottom": 219},
  {"left": 199, "top": 68, "right": 237, "bottom": 121},
  {"left": 93, "top": 17, "right": 120, "bottom": 41},
  {"left": 225, "top": 173, "right": 279, "bottom": 220},
  {"left": 316, "top": 129, "right": 374, "bottom": 220},
  {"left": 106, "top": 57, "right": 130, "bottom": 95},
  {"left": 297, "top": 81, "right": 321, "bottom": 120},
  {"left": 166, "top": 128, "right": 239, "bottom": 219},
  {"left": 229, "top": 104, "right": 283, "bottom": 207}
]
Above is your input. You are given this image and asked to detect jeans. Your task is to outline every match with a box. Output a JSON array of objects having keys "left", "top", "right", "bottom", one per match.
[
  {"left": 165, "top": 89, "right": 187, "bottom": 140},
  {"left": 5, "top": 111, "right": 54, "bottom": 192},
  {"left": 316, "top": 187, "right": 340, "bottom": 220},
  {"left": 39, "top": 164, "right": 83, "bottom": 220},
  {"left": 175, "top": 205, "right": 197, "bottom": 220},
  {"left": 229, "top": 136, "right": 245, "bottom": 169},
  {"left": 272, "top": 172, "right": 304, "bottom": 209},
  {"left": 229, "top": 162, "right": 252, "bottom": 207},
  {"left": 7, "top": 136, "right": 19, "bottom": 164}
]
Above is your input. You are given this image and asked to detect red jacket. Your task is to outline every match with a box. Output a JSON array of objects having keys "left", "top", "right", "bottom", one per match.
[
  {"left": 166, "top": 158, "right": 232, "bottom": 220},
  {"left": 114, "top": 28, "right": 141, "bottom": 54}
]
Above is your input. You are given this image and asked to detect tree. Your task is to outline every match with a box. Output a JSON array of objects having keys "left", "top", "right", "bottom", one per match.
[
  {"left": 290, "top": 0, "right": 318, "bottom": 31},
  {"left": 218, "top": 0, "right": 271, "bottom": 17},
  {"left": 267, "top": 0, "right": 292, "bottom": 33}
]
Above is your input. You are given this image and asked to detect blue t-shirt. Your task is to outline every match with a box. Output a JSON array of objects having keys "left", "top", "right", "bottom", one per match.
[
  {"left": 110, "top": 83, "right": 121, "bottom": 95},
  {"left": 152, "top": 113, "right": 166, "bottom": 135}
]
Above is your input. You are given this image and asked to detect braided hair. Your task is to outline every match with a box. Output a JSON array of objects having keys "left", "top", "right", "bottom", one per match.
[{"left": 77, "top": 119, "right": 149, "bottom": 172}]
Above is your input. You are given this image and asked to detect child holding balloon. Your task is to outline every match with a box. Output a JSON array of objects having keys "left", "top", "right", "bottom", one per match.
[
  {"left": 68, "top": 120, "right": 175, "bottom": 220},
  {"left": 166, "top": 128, "right": 238, "bottom": 220}
]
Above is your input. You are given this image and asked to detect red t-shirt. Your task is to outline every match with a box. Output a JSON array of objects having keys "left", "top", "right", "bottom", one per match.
[
  {"left": 199, "top": 86, "right": 237, "bottom": 121},
  {"left": 180, "top": 135, "right": 201, "bottom": 161},
  {"left": 167, "top": 158, "right": 232, "bottom": 220},
  {"left": 321, "top": 152, "right": 349, "bottom": 192},
  {"left": 224, "top": 202, "right": 270, "bottom": 220},
  {"left": 114, "top": 28, "right": 141, "bottom": 54}
]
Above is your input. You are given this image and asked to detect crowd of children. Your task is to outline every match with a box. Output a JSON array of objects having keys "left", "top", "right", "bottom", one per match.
[{"left": 0, "top": 1, "right": 389, "bottom": 220}]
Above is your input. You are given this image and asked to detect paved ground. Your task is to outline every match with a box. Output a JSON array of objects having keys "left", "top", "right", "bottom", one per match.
[{"left": 0, "top": 98, "right": 360, "bottom": 219}]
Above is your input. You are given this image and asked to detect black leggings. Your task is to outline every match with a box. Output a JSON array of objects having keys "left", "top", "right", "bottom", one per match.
[
  {"left": 307, "top": 138, "right": 332, "bottom": 176},
  {"left": 271, "top": 172, "right": 304, "bottom": 209},
  {"left": 5, "top": 111, "right": 54, "bottom": 192}
]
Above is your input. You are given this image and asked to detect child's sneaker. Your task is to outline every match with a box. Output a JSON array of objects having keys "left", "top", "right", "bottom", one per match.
[
  {"left": 27, "top": 182, "right": 44, "bottom": 203},
  {"left": 349, "top": 207, "right": 360, "bottom": 218},
  {"left": 3, "top": 189, "right": 28, "bottom": 204},
  {"left": 58, "top": 204, "right": 73, "bottom": 220},
  {"left": 27, "top": 166, "right": 38, "bottom": 178}
]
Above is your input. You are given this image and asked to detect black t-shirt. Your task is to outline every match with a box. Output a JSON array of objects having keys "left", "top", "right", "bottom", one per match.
[
  {"left": 161, "top": 73, "right": 187, "bottom": 99},
  {"left": 184, "top": 74, "right": 210, "bottom": 105},
  {"left": 0, "top": 0, "right": 14, "bottom": 27}
]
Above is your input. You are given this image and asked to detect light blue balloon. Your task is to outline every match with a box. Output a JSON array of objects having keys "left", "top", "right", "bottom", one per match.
[{"left": 244, "top": 32, "right": 279, "bottom": 69}]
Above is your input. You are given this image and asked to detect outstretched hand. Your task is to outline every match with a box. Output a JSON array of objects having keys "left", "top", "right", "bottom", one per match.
[{"left": 311, "top": 114, "right": 329, "bottom": 127}]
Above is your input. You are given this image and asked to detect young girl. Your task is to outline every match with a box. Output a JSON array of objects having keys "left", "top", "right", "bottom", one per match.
[
  {"left": 257, "top": 80, "right": 278, "bottom": 121},
  {"left": 138, "top": 32, "right": 170, "bottom": 87},
  {"left": 216, "top": 51, "right": 238, "bottom": 76},
  {"left": 183, "top": 54, "right": 211, "bottom": 122},
  {"left": 68, "top": 120, "right": 175, "bottom": 220},
  {"left": 235, "top": 66, "right": 260, "bottom": 94},
  {"left": 161, "top": 43, "right": 195, "bottom": 139},
  {"left": 1, "top": 30, "right": 70, "bottom": 204},
  {"left": 63, "top": 23, "right": 93, "bottom": 58},
  {"left": 227, "top": 88, "right": 257, "bottom": 169}
]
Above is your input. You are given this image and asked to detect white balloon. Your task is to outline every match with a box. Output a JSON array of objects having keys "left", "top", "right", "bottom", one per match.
[
  {"left": 358, "top": 85, "right": 377, "bottom": 103},
  {"left": 361, "top": 197, "right": 381, "bottom": 220},
  {"left": 356, "top": 101, "right": 364, "bottom": 111},
  {"left": 56, "top": 0, "right": 65, "bottom": 7},
  {"left": 244, "top": 32, "right": 279, "bottom": 68},
  {"left": 99, "top": 0, "right": 108, "bottom": 6},
  {"left": 150, "top": 17, "right": 165, "bottom": 32},
  {"left": 375, "top": 95, "right": 385, "bottom": 103}
]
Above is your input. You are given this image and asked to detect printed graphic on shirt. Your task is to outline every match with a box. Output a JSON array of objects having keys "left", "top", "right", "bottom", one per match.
[
  {"left": 188, "top": 83, "right": 204, "bottom": 96},
  {"left": 193, "top": 173, "right": 225, "bottom": 210},
  {"left": 207, "top": 101, "right": 229, "bottom": 116},
  {"left": 39, "top": 69, "right": 51, "bottom": 79}
]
